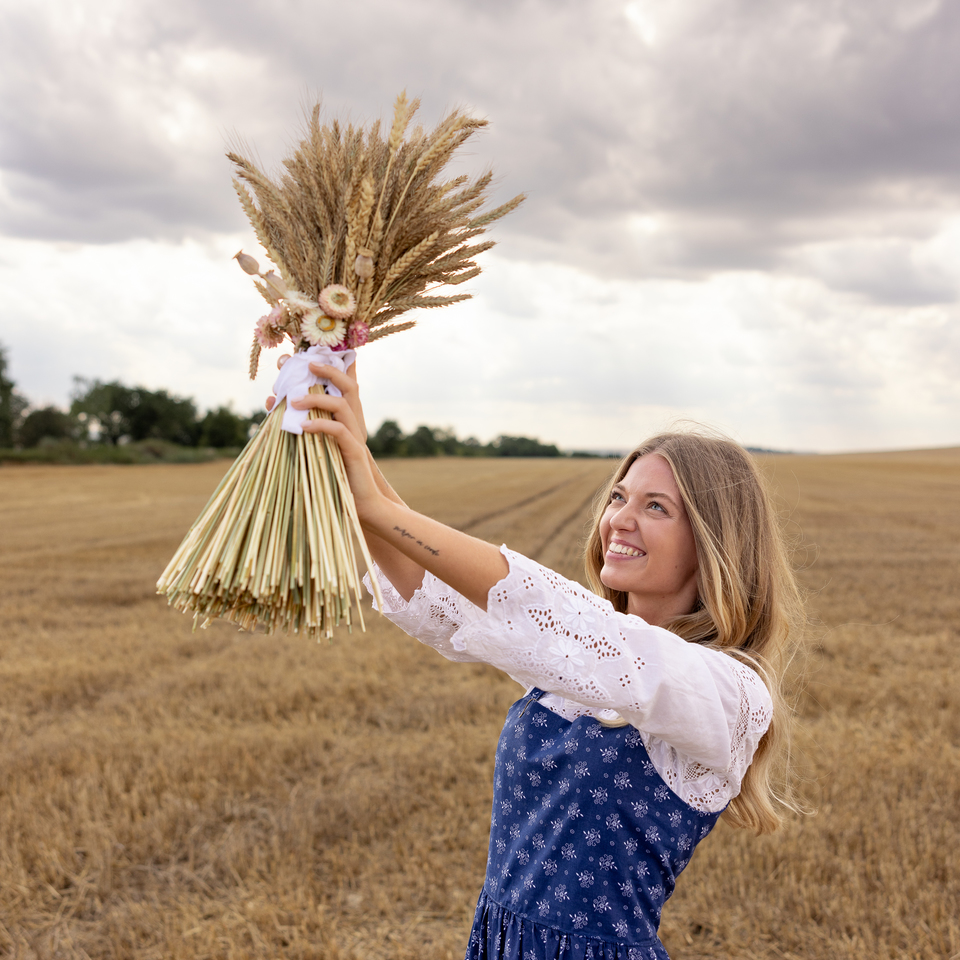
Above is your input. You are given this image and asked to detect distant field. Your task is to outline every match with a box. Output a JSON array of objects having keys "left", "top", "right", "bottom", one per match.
[{"left": 0, "top": 451, "right": 957, "bottom": 959}]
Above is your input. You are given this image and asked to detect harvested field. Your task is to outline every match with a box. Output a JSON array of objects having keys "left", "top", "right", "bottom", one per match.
[{"left": 0, "top": 450, "right": 958, "bottom": 959}]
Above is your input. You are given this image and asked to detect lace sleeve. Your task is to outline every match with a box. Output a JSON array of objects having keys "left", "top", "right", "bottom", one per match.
[
  {"left": 363, "top": 563, "right": 486, "bottom": 663},
  {"left": 450, "top": 547, "right": 773, "bottom": 778}
]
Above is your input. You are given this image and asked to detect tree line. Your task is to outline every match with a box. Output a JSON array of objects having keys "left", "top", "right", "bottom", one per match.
[
  {"left": 365, "top": 421, "right": 561, "bottom": 458},
  {"left": 1, "top": 347, "right": 260, "bottom": 450},
  {"left": 0, "top": 344, "right": 569, "bottom": 457}
]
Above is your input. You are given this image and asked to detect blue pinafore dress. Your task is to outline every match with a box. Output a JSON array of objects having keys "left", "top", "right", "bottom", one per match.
[{"left": 465, "top": 689, "right": 723, "bottom": 960}]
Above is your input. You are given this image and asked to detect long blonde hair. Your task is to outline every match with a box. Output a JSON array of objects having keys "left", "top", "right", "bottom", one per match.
[{"left": 584, "top": 431, "right": 805, "bottom": 834}]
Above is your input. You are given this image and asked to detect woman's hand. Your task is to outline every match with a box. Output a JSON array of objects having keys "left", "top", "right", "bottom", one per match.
[
  {"left": 266, "top": 360, "right": 368, "bottom": 443},
  {"left": 265, "top": 359, "right": 429, "bottom": 599},
  {"left": 264, "top": 358, "right": 508, "bottom": 607},
  {"left": 287, "top": 363, "right": 382, "bottom": 522}
]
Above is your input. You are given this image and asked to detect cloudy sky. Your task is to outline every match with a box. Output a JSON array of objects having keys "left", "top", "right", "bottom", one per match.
[{"left": 2, "top": 0, "right": 958, "bottom": 452}]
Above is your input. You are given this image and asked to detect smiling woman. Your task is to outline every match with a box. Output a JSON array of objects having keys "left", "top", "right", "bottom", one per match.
[
  {"left": 274, "top": 363, "right": 806, "bottom": 960},
  {"left": 597, "top": 455, "right": 700, "bottom": 623}
]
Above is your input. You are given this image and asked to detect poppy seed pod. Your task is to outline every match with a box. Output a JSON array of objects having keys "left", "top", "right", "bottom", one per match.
[
  {"left": 354, "top": 247, "right": 374, "bottom": 279},
  {"left": 234, "top": 250, "right": 260, "bottom": 275},
  {"left": 262, "top": 271, "right": 288, "bottom": 299}
]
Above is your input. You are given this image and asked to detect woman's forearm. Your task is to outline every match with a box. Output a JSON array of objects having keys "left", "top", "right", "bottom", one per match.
[
  {"left": 296, "top": 394, "right": 506, "bottom": 605},
  {"left": 361, "top": 450, "right": 428, "bottom": 601},
  {"left": 361, "top": 496, "right": 509, "bottom": 610}
]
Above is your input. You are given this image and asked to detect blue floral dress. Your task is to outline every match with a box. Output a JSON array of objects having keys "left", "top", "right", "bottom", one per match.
[
  {"left": 366, "top": 551, "right": 773, "bottom": 960},
  {"left": 465, "top": 689, "right": 722, "bottom": 960}
]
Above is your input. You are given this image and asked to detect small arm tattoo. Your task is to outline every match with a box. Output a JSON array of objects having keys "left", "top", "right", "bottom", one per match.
[{"left": 393, "top": 526, "right": 440, "bottom": 556}]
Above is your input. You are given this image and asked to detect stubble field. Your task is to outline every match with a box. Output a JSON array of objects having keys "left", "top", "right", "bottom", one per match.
[{"left": 0, "top": 449, "right": 958, "bottom": 959}]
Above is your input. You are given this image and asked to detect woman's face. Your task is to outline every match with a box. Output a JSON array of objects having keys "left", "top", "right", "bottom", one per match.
[{"left": 598, "top": 454, "right": 700, "bottom": 624}]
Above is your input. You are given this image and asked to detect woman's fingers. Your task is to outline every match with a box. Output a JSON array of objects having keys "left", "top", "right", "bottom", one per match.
[
  {"left": 308, "top": 361, "right": 367, "bottom": 442},
  {"left": 300, "top": 416, "right": 381, "bottom": 519},
  {"left": 263, "top": 360, "right": 367, "bottom": 437},
  {"left": 292, "top": 391, "right": 363, "bottom": 443}
]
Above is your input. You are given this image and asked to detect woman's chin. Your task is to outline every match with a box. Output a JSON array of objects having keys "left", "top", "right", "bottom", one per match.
[{"left": 599, "top": 564, "right": 632, "bottom": 593}]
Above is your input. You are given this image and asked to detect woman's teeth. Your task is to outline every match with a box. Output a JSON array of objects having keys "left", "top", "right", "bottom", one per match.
[{"left": 609, "top": 542, "right": 643, "bottom": 557}]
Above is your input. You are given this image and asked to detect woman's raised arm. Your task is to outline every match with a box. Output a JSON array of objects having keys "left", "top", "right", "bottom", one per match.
[
  {"left": 269, "top": 361, "right": 445, "bottom": 601},
  {"left": 293, "top": 373, "right": 508, "bottom": 609}
]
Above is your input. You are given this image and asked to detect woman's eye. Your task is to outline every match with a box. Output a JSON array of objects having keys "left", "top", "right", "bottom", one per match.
[
  {"left": 648, "top": 501, "right": 665, "bottom": 513},
  {"left": 610, "top": 491, "right": 625, "bottom": 503}
]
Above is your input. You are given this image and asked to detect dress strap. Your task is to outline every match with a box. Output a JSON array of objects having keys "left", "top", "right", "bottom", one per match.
[{"left": 517, "top": 687, "right": 545, "bottom": 717}]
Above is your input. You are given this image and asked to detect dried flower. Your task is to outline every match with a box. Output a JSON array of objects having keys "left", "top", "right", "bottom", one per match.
[
  {"left": 318, "top": 284, "right": 356, "bottom": 319},
  {"left": 262, "top": 271, "right": 288, "bottom": 299},
  {"left": 345, "top": 321, "right": 370, "bottom": 348},
  {"left": 283, "top": 290, "right": 317, "bottom": 316},
  {"left": 254, "top": 308, "right": 285, "bottom": 348},
  {"left": 234, "top": 250, "right": 260, "bottom": 275},
  {"left": 354, "top": 248, "right": 374, "bottom": 279},
  {"left": 301, "top": 310, "right": 346, "bottom": 347}
]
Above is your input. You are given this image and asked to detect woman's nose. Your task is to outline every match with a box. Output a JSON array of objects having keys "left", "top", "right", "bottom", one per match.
[{"left": 610, "top": 504, "right": 637, "bottom": 531}]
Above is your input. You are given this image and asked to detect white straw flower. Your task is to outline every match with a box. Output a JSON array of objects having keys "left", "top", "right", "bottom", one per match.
[
  {"left": 283, "top": 290, "right": 318, "bottom": 314},
  {"left": 318, "top": 284, "right": 356, "bottom": 319},
  {"left": 300, "top": 310, "right": 346, "bottom": 347}
]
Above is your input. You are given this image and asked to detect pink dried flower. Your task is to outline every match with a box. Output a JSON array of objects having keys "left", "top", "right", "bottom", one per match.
[
  {"left": 254, "top": 308, "right": 285, "bottom": 348},
  {"left": 318, "top": 284, "right": 356, "bottom": 319},
  {"left": 345, "top": 321, "right": 370, "bottom": 349}
]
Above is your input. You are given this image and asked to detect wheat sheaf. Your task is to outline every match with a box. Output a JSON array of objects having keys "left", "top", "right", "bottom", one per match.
[
  {"left": 158, "top": 94, "right": 523, "bottom": 640},
  {"left": 231, "top": 92, "right": 525, "bottom": 377}
]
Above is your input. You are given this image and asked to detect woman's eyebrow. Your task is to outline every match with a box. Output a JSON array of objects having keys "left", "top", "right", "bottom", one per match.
[
  {"left": 613, "top": 484, "right": 680, "bottom": 508},
  {"left": 644, "top": 490, "right": 682, "bottom": 509}
]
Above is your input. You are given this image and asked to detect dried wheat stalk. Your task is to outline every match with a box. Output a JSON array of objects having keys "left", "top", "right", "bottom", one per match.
[{"left": 227, "top": 94, "right": 524, "bottom": 363}]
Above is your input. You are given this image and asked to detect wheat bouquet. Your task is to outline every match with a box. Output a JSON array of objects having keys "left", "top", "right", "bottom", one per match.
[{"left": 156, "top": 94, "right": 523, "bottom": 639}]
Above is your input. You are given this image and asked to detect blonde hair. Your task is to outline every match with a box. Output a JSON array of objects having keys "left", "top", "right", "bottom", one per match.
[{"left": 584, "top": 431, "right": 805, "bottom": 834}]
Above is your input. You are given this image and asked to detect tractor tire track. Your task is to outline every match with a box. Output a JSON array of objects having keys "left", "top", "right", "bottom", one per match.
[
  {"left": 529, "top": 488, "right": 600, "bottom": 566},
  {"left": 457, "top": 470, "right": 597, "bottom": 534}
]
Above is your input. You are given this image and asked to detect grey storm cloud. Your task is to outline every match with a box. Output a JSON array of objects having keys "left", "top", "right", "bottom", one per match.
[{"left": 3, "top": 0, "right": 960, "bottom": 301}]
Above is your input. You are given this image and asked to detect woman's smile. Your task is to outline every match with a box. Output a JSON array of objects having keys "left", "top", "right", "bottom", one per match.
[
  {"left": 599, "top": 454, "right": 699, "bottom": 623},
  {"left": 606, "top": 540, "right": 645, "bottom": 558}
]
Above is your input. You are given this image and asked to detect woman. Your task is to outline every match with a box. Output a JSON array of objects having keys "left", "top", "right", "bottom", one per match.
[{"left": 272, "top": 361, "right": 803, "bottom": 960}]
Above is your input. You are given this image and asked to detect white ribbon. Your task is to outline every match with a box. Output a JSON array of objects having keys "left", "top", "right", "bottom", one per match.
[{"left": 271, "top": 345, "right": 357, "bottom": 435}]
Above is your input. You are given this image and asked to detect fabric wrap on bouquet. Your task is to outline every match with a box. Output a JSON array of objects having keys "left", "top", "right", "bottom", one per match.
[{"left": 271, "top": 345, "right": 357, "bottom": 435}]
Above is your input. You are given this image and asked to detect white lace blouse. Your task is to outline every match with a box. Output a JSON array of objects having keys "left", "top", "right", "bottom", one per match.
[{"left": 366, "top": 546, "right": 772, "bottom": 813}]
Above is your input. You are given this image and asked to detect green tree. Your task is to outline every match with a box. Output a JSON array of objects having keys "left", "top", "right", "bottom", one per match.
[
  {"left": 405, "top": 425, "right": 440, "bottom": 457},
  {"left": 18, "top": 407, "right": 78, "bottom": 448},
  {"left": 366, "top": 420, "right": 406, "bottom": 456},
  {"left": 0, "top": 344, "right": 28, "bottom": 447},
  {"left": 460, "top": 436, "right": 484, "bottom": 456},
  {"left": 198, "top": 406, "right": 251, "bottom": 448},
  {"left": 71, "top": 379, "right": 200, "bottom": 446},
  {"left": 488, "top": 435, "right": 561, "bottom": 457},
  {"left": 435, "top": 427, "right": 463, "bottom": 456},
  {"left": 71, "top": 380, "right": 135, "bottom": 445}
]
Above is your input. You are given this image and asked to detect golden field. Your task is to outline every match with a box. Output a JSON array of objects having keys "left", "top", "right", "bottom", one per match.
[{"left": 0, "top": 450, "right": 958, "bottom": 959}]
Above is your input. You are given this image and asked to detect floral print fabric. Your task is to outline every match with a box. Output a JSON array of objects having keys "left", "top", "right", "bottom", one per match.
[{"left": 466, "top": 689, "right": 722, "bottom": 959}]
